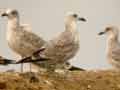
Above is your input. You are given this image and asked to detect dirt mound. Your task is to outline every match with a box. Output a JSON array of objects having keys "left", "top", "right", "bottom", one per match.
[{"left": 0, "top": 70, "right": 119, "bottom": 90}]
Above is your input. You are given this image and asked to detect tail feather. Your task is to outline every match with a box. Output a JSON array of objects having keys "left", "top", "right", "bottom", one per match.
[
  {"left": 68, "top": 66, "right": 85, "bottom": 71},
  {"left": 0, "top": 59, "right": 16, "bottom": 65},
  {"left": 65, "top": 62, "right": 85, "bottom": 71}
]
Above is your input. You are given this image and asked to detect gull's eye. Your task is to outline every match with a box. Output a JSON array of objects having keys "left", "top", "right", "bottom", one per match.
[
  {"left": 106, "top": 27, "right": 111, "bottom": 32},
  {"left": 73, "top": 14, "right": 78, "bottom": 18},
  {"left": 11, "top": 10, "right": 17, "bottom": 15}
]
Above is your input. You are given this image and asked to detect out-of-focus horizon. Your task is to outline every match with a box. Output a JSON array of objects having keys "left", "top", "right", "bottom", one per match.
[{"left": 0, "top": 0, "right": 120, "bottom": 71}]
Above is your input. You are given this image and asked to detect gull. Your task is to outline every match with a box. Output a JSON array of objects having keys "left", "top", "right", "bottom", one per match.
[
  {"left": 98, "top": 26, "right": 120, "bottom": 70},
  {"left": 19, "top": 13, "right": 86, "bottom": 71},
  {"left": 1, "top": 9, "right": 46, "bottom": 72}
]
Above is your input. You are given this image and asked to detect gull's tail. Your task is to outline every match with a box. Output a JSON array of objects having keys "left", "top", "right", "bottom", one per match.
[
  {"left": 68, "top": 66, "right": 85, "bottom": 71},
  {"left": 65, "top": 62, "right": 85, "bottom": 71},
  {"left": 0, "top": 57, "right": 16, "bottom": 65}
]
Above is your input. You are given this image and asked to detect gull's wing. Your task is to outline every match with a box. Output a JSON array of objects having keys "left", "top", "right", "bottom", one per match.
[
  {"left": 19, "top": 25, "right": 46, "bottom": 49},
  {"left": 111, "top": 47, "right": 120, "bottom": 61},
  {"left": 47, "top": 30, "right": 79, "bottom": 60},
  {"left": 21, "top": 24, "right": 32, "bottom": 31},
  {"left": 33, "top": 30, "right": 78, "bottom": 61}
]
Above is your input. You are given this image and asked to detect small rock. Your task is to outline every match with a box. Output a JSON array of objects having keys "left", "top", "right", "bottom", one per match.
[{"left": 0, "top": 82, "right": 6, "bottom": 89}]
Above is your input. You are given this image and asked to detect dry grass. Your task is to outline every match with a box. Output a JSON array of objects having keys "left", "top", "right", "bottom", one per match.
[{"left": 0, "top": 70, "right": 119, "bottom": 90}]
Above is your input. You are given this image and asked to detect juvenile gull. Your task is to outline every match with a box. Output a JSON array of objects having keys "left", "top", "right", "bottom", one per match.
[
  {"left": 19, "top": 13, "right": 86, "bottom": 71},
  {"left": 98, "top": 26, "right": 120, "bottom": 70},
  {"left": 1, "top": 9, "right": 46, "bottom": 72}
]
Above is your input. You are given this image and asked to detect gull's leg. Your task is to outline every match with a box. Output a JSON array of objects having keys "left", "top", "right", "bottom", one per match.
[
  {"left": 21, "top": 63, "right": 23, "bottom": 72},
  {"left": 30, "top": 63, "right": 32, "bottom": 72},
  {"left": 21, "top": 56, "right": 24, "bottom": 73},
  {"left": 20, "top": 56, "right": 31, "bottom": 72}
]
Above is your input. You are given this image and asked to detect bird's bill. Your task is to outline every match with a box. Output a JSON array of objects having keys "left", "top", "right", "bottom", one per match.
[
  {"left": 98, "top": 31, "right": 106, "bottom": 35},
  {"left": 78, "top": 17, "right": 86, "bottom": 22},
  {"left": 1, "top": 12, "right": 8, "bottom": 17},
  {"left": 1, "top": 13, "right": 8, "bottom": 16}
]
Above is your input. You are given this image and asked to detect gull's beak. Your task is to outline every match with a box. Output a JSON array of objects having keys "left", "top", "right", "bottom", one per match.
[
  {"left": 98, "top": 31, "right": 106, "bottom": 35},
  {"left": 78, "top": 17, "right": 87, "bottom": 22},
  {"left": 1, "top": 12, "right": 8, "bottom": 17}
]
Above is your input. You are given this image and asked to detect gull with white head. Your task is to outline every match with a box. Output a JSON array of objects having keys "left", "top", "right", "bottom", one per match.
[
  {"left": 1, "top": 9, "right": 46, "bottom": 72},
  {"left": 98, "top": 26, "right": 120, "bottom": 70}
]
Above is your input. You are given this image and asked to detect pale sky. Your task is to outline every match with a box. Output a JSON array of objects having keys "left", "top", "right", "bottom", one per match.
[{"left": 0, "top": 0, "right": 120, "bottom": 71}]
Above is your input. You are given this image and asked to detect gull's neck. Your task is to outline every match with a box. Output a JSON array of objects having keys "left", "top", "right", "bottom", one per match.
[
  {"left": 65, "top": 20, "right": 79, "bottom": 43},
  {"left": 65, "top": 20, "right": 77, "bottom": 33},
  {"left": 6, "top": 17, "right": 20, "bottom": 41},
  {"left": 107, "top": 32, "right": 119, "bottom": 50},
  {"left": 7, "top": 17, "right": 20, "bottom": 30}
]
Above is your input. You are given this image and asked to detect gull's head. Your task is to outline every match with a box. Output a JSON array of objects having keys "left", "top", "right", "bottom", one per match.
[
  {"left": 98, "top": 26, "right": 119, "bottom": 37},
  {"left": 1, "top": 9, "right": 18, "bottom": 19},
  {"left": 65, "top": 12, "right": 86, "bottom": 23}
]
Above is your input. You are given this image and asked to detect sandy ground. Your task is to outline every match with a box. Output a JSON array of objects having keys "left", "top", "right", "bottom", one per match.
[{"left": 0, "top": 70, "right": 119, "bottom": 90}]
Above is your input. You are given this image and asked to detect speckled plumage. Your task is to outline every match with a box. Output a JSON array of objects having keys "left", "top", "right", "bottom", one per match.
[
  {"left": 99, "top": 26, "right": 120, "bottom": 70},
  {"left": 7, "top": 25, "right": 45, "bottom": 57},
  {"left": 33, "top": 13, "right": 86, "bottom": 71},
  {"left": 1, "top": 9, "right": 46, "bottom": 72}
]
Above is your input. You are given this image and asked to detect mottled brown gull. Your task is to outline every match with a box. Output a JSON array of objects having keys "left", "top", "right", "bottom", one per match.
[
  {"left": 98, "top": 26, "right": 120, "bottom": 70},
  {"left": 1, "top": 9, "right": 46, "bottom": 72},
  {"left": 22, "top": 13, "right": 86, "bottom": 71}
]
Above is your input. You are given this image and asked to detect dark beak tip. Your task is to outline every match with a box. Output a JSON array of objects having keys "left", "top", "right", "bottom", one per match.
[
  {"left": 98, "top": 33, "right": 101, "bottom": 35},
  {"left": 1, "top": 13, "right": 7, "bottom": 17},
  {"left": 98, "top": 32, "right": 105, "bottom": 35},
  {"left": 79, "top": 18, "right": 87, "bottom": 22}
]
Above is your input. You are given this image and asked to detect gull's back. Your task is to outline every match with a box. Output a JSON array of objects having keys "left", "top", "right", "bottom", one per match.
[
  {"left": 7, "top": 24, "right": 46, "bottom": 57},
  {"left": 33, "top": 27, "right": 79, "bottom": 69}
]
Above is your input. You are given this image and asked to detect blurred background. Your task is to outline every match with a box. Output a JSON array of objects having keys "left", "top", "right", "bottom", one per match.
[{"left": 0, "top": 0, "right": 120, "bottom": 71}]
